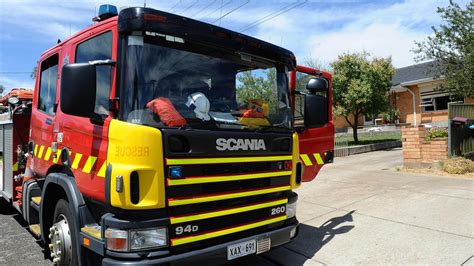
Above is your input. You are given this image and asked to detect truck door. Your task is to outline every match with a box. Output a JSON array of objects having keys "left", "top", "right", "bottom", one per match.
[
  {"left": 30, "top": 51, "right": 61, "bottom": 177},
  {"left": 56, "top": 29, "right": 116, "bottom": 201},
  {"left": 291, "top": 65, "right": 334, "bottom": 182}
]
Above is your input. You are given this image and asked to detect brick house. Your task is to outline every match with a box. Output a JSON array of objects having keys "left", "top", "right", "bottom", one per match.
[{"left": 390, "top": 61, "right": 473, "bottom": 127}]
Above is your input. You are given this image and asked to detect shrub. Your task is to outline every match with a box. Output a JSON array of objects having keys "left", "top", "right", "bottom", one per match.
[
  {"left": 425, "top": 127, "right": 448, "bottom": 141},
  {"left": 382, "top": 107, "right": 400, "bottom": 124},
  {"left": 442, "top": 157, "right": 474, "bottom": 174}
]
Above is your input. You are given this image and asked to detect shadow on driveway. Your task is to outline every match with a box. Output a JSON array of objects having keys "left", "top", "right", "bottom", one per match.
[{"left": 265, "top": 210, "right": 355, "bottom": 264}]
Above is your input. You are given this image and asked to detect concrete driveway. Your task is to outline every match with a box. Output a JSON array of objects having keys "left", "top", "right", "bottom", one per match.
[
  {"left": 256, "top": 148, "right": 474, "bottom": 265},
  {"left": 1, "top": 148, "right": 473, "bottom": 265}
]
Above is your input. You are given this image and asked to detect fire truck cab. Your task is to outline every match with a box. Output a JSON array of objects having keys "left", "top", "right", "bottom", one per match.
[{"left": 0, "top": 5, "right": 333, "bottom": 265}]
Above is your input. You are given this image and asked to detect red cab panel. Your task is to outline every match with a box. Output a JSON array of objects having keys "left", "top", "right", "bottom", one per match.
[{"left": 291, "top": 65, "right": 335, "bottom": 182}]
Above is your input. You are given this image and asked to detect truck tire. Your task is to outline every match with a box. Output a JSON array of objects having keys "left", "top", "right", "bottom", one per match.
[{"left": 49, "top": 199, "right": 78, "bottom": 265}]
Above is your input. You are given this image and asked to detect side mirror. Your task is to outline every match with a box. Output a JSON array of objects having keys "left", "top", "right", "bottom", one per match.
[
  {"left": 60, "top": 63, "right": 96, "bottom": 117},
  {"left": 304, "top": 78, "right": 329, "bottom": 128},
  {"left": 306, "top": 77, "right": 328, "bottom": 94}
]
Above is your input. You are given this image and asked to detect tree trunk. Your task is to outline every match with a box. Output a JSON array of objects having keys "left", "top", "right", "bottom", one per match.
[{"left": 352, "top": 113, "right": 359, "bottom": 143}]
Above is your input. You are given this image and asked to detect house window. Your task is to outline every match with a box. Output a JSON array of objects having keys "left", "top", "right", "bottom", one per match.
[{"left": 421, "top": 95, "right": 462, "bottom": 112}]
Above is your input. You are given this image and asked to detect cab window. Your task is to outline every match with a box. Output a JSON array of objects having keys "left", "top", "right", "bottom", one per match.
[
  {"left": 38, "top": 54, "right": 59, "bottom": 116},
  {"left": 76, "top": 31, "right": 113, "bottom": 116}
]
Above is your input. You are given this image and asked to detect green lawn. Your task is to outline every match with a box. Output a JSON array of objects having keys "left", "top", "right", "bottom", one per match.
[{"left": 335, "top": 131, "right": 402, "bottom": 147}]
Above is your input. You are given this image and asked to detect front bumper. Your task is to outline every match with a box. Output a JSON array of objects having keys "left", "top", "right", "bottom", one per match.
[{"left": 102, "top": 223, "right": 299, "bottom": 265}]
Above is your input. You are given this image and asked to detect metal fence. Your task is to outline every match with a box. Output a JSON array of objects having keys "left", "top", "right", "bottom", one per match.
[
  {"left": 448, "top": 103, "right": 474, "bottom": 157},
  {"left": 334, "top": 129, "right": 402, "bottom": 157},
  {"left": 334, "top": 136, "right": 349, "bottom": 157}
]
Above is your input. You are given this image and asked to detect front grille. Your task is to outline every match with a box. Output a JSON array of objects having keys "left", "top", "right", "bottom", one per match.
[{"left": 165, "top": 155, "right": 293, "bottom": 253}]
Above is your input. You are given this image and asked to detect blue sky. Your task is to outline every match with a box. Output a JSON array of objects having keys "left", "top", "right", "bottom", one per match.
[{"left": 0, "top": 0, "right": 468, "bottom": 92}]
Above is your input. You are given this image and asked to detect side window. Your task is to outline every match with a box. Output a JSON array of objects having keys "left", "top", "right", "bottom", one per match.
[
  {"left": 76, "top": 31, "right": 113, "bottom": 116},
  {"left": 294, "top": 72, "right": 328, "bottom": 128},
  {"left": 38, "top": 54, "right": 59, "bottom": 116}
]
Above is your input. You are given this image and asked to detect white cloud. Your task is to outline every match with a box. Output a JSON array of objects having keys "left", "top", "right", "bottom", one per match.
[
  {"left": 0, "top": 74, "right": 35, "bottom": 92},
  {"left": 305, "top": 22, "right": 425, "bottom": 67}
]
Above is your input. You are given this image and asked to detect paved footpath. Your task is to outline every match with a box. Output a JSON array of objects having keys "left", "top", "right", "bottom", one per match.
[{"left": 1, "top": 148, "right": 473, "bottom": 265}]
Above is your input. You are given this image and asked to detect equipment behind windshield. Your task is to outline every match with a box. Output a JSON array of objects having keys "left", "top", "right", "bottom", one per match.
[{"left": 121, "top": 32, "right": 292, "bottom": 131}]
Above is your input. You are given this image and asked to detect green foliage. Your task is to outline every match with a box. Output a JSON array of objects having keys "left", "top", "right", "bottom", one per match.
[
  {"left": 382, "top": 107, "right": 400, "bottom": 123},
  {"left": 236, "top": 69, "right": 277, "bottom": 109},
  {"left": 331, "top": 52, "right": 395, "bottom": 143},
  {"left": 414, "top": 1, "right": 473, "bottom": 97},
  {"left": 425, "top": 127, "right": 448, "bottom": 141}
]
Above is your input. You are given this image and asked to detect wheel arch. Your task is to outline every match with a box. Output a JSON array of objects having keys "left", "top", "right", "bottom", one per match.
[{"left": 40, "top": 172, "right": 85, "bottom": 265}]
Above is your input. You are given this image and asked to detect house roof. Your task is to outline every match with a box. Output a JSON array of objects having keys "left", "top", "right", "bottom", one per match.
[{"left": 391, "top": 61, "right": 441, "bottom": 86}]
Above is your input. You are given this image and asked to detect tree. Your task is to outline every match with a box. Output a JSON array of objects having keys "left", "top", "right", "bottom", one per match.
[
  {"left": 414, "top": 0, "right": 473, "bottom": 97},
  {"left": 0, "top": 84, "right": 4, "bottom": 95},
  {"left": 236, "top": 69, "right": 277, "bottom": 109},
  {"left": 331, "top": 52, "right": 395, "bottom": 143},
  {"left": 31, "top": 66, "right": 37, "bottom": 80}
]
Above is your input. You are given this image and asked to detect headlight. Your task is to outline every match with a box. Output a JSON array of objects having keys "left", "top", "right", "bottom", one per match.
[
  {"left": 130, "top": 228, "right": 168, "bottom": 250},
  {"left": 286, "top": 201, "right": 297, "bottom": 218},
  {"left": 105, "top": 227, "right": 168, "bottom": 252}
]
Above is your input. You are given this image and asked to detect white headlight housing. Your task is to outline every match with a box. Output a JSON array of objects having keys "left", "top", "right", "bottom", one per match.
[
  {"left": 286, "top": 201, "right": 297, "bottom": 218},
  {"left": 130, "top": 228, "right": 168, "bottom": 250}
]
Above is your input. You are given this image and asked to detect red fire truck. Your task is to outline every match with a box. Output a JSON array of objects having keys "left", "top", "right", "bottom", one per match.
[{"left": 0, "top": 4, "right": 333, "bottom": 265}]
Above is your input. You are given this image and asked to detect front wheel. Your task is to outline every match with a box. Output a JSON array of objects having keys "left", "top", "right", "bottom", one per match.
[{"left": 49, "top": 199, "right": 78, "bottom": 265}]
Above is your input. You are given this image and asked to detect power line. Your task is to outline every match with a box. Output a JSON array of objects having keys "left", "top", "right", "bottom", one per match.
[
  {"left": 239, "top": 0, "right": 307, "bottom": 32},
  {"left": 197, "top": 0, "right": 232, "bottom": 20},
  {"left": 180, "top": 0, "right": 199, "bottom": 14},
  {"left": 212, "top": 0, "right": 250, "bottom": 24},
  {"left": 191, "top": 0, "right": 218, "bottom": 18},
  {"left": 168, "top": 0, "right": 182, "bottom": 12}
]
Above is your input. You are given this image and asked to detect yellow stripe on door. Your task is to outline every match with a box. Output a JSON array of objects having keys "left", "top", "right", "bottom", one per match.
[
  {"left": 37, "top": 146, "right": 45, "bottom": 159},
  {"left": 299, "top": 154, "right": 313, "bottom": 166},
  {"left": 71, "top": 153, "right": 83, "bottom": 169},
  {"left": 97, "top": 161, "right": 107, "bottom": 178},
  {"left": 313, "top": 153, "right": 324, "bottom": 165},
  {"left": 82, "top": 156, "right": 97, "bottom": 173},
  {"left": 44, "top": 147, "right": 52, "bottom": 161}
]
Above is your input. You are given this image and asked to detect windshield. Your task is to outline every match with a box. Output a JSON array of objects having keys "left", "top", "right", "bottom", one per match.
[{"left": 121, "top": 32, "right": 292, "bottom": 131}]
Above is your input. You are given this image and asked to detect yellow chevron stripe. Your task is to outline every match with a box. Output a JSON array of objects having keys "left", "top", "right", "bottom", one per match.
[
  {"left": 71, "top": 153, "right": 83, "bottom": 169},
  {"left": 83, "top": 156, "right": 97, "bottom": 173},
  {"left": 170, "top": 198, "right": 288, "bottom": 224},
  {"left": 300, "top": 154, "right": 313, "bottom": 166},
  {"left": 52, "top": 150, "right": 61, "bottom": 163},
  {"left": 44, "top": 147, "right": 52, "bottom": 161},
  {"left": 167, "top": 170, "right": 292, "bottom": 186},
  {"left": 166, "top": 155, "right": 292, "bottom": 166},
  {"left": 37, "top": 146, "right": 45, "bottom": 159},
  {"left": 34, "top": 144, "right": 38, "bottom": 156},
  {"left": 168, "top": 185, "right": 290, "bottom": 207},
  {"left": 97, "top": 161, "right": 107, "bottom": 178},
  {"left": 171, "top": 215, "right": 287, "bottom": 246},
  {"left": 313, "top": 153, "right": 324, "bottom": 165}
]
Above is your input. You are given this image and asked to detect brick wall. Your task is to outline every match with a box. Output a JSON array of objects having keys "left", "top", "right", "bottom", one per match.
[
  {"left": 465, "top": 97, "right": 474, "bottom": 104},
  {"left": 395, "top": 85, "right": 421, "bottom": 125},
  {"left": 333, "top": 113, "right": 364, "bottom": 129},
  {"left": 402, "top": 126, "right": 448, "bottom": 168}
]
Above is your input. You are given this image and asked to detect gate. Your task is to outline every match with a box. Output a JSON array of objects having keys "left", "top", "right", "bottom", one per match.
[{"left": 448, "top": 103, "right": 474, "bottom": 157}]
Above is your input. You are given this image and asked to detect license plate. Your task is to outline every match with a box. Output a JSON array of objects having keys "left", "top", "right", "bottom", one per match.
[{"left": 227, "top": 239, "right": 256, "bottom": 260}]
